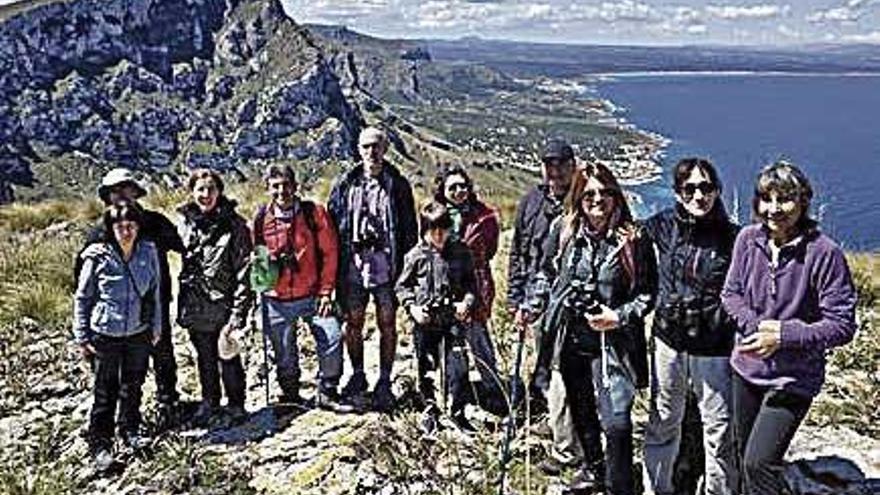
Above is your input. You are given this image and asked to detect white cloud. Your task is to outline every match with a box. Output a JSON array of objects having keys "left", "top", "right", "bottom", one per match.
[
  {"left": 776, "top": 24, "right": 801, "bottom": 39},
  {"left": 686, "top": 24, "right": 708, "bottom": 34},
  {"left": 806, "top": 7, "right": 860, "bottom": 23},
  {"left": 286, "top": 0, "right": 391, "bottom": 22},
  {"left": 806, "top": 0, "right": 879, "bottom": 24},
  {"left": 705, "top": 4, "right": 790, "bottom": 20},
  {"left": 841, "top": 30, "right": 880, "bottom": 42}
]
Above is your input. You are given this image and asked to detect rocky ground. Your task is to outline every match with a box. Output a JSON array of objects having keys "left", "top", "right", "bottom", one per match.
[{"left": 1, "top": 221, "right": 877, "bottom": 495}]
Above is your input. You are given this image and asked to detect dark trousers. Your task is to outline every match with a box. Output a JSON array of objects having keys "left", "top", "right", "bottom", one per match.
[
  {"left": 151, "top": 303, "right": 178, "bottom": 405},
  {"left": 88, "top": 331, "right": 152, "bottom": 450},
  {"left": 530, "top": 321, "right": 555, "bottom": 401},
  {"left": 733, "top": 373, "right": 812, "bottom": 495},
  {"left": 561, "top": 341, "right": 637, "bottom": 495},
  {"left": 414, "top": 324, "right": 469, "bottom": 415},
  {"left": 559, "top": 347, "right": 604, "bottom": 465},
  {"left": 188, "top": 327, "right": 246, "bottom": 408}
]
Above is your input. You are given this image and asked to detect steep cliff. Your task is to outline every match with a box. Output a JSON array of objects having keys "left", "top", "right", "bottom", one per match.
[{"left": 0, "top": 0, "right": 362, "bottom": 200}]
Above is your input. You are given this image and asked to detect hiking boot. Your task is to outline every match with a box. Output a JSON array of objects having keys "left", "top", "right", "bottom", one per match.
[
  {"left": 121, "top": 431, "right": 151, "bottom": 452},
  {"left": 156, "top": 402, "right": 178, "bottom": 431},
  {"left": 91, "top": 447, "right": 115, "bottom": 473},
  {"left": 227, "top": 405, "right": 248, "bottom": 424},
  {"left": 419, "top": 404, "right": 440, "bottom": 436},
  {"left": 539, "top": 456, "right": 575, "bottom": 476},
  {"left": 341, "top": 372, "right": 368, "bottom": 399},
  {"left": 191, "top": 403, "right": 219, "bottom": 427},
  {"left": 451, "top": 411, "right": 477, "bottom": 434},
  {"left": 565, "top": 462, "right": 605, "bottom": 494},
  {"left": 316, "top": 389, "right": 355, "bottom": 413},
  {"left": 371, "top": 379, "right": 395, "bottom": 412}
]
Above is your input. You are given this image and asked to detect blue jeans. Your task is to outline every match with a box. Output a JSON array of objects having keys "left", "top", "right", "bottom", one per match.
[{"left": 262, "top": 296, "right": 343, "bottom": 395}]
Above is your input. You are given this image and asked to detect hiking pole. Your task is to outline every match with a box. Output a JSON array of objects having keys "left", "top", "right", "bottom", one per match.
[
  {"left": 498, "top": 317, "right": 527, "bottom": 495},
  {"left": 257, "top": 292, "right": 271, "bottom": 407},
  {"left": 600, "top": 330, "right": 611, "bottom": 390}
]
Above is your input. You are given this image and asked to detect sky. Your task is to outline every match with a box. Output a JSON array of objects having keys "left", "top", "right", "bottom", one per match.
[{"left": 281, "top": 0, "right": 880, "bottom": 46}]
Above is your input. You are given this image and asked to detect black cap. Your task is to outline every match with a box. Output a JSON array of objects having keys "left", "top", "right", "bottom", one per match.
[{"left": 541, "top": 138, "right": 574, "bottom": 162}]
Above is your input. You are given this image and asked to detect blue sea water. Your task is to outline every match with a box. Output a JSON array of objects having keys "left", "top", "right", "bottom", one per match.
[{"left": 596, "top": 74, "right": 880, "bottom": 251}]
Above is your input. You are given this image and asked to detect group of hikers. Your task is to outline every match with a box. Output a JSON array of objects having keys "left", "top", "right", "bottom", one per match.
[{"left": 72, "top": 125, "right": 858, "bottom": 495}]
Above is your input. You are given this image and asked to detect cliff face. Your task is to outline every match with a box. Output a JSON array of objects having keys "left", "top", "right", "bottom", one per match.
[{"left": 0, "top": 0, "right": 363, "bottom": 199}]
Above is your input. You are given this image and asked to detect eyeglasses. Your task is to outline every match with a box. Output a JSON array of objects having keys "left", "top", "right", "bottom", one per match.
[
  {"left": 447, "top": 182, "right": 469, "bottom": 192},
  {"left": 679, "top": 182, "right": 717, "bottom": 198},
  {"left": 581, "top": 188, "right": 614, "bottom": 200}
]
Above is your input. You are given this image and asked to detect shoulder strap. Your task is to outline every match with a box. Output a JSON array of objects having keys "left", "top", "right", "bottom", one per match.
[
  {"left": 253, "top": 204, "right": 268, "bottom": 246},
  {"left": 301, "top": 201, "right": 319, "bottom": 235},
  {"left": 300, "top": 201, "right": 323, "bottom": 272}
]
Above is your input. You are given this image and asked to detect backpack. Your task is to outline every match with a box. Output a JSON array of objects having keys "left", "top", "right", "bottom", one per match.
[{"left": 253, "top": 201, "right": 322, "bottom": 273}]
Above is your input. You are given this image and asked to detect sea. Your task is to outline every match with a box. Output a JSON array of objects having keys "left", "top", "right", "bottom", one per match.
[{"left": 595, "top": 73, "right": 880, "bottom": 251}]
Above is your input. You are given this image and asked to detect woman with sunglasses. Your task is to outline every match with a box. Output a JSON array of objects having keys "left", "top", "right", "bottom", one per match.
[
  {"left": 721, "top": 161, "right": 857, "bottom": 495},
  {"left": 73, "top": 200, "right": 161, "bottom": 472},
  {"left": 530, "top": 162, "right": 657, "bottom": 494},
  {"left": 641, "top": 158, "right": 740, "bottom": 495},
  {"left": 433, "top": 164, "right": 505, "bottom": 413}
]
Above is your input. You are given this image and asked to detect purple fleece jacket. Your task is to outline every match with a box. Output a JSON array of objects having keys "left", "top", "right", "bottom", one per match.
[{"left": 721, "top": 224, "right": 857, "bottom": 398}]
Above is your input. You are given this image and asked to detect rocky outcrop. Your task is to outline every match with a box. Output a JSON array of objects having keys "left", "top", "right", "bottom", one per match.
[{"left": 0, "top": 0, "right": 363, "bottom": 201}]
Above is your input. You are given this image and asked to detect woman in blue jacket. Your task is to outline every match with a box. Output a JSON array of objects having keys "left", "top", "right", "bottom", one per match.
[
  {"left": 74, "top": 200, "right": 161, "bottom": 471},
  {"left": 531, "top": 163, "right": 657, "bottom": 494}
]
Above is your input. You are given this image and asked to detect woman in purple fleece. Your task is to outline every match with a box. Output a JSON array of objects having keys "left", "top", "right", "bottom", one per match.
[{"left": 721, "top": 161, "right": 858, "bottom": 495}]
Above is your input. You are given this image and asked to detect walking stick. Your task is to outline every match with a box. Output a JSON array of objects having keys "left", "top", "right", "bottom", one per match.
[
  {"left": 257, "top": 292, "right": 271, "bottom": 407},
  {"left": 498, "top": 318, "right": 527, "bottom": 495}
]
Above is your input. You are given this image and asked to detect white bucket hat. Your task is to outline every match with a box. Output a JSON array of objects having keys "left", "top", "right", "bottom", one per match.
[
  {"left": 98, "top": 168, "right": 147, "bottom": 203},
  {"left": 218, "top": 329, "right": 243, "bottom": 360}
]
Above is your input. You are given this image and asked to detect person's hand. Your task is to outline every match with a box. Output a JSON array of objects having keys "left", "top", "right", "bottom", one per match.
[
  {"left": 152, "top": 332, "right": 161, "bottom": 346},
  {"left": 410, "top": 305, "right": 431, "bottom": 325},
  {"left": 79, "top": 342, "right": 96, "bottom": 360},
  {"left": 317, "top": 295, "right": 333, "bottom": 318},
  {"left": 454, "top": 300, "right": 471, "bottom": 322},
  {"left": 586, "top": 305, "right": 620, "bottom": 332},
  {"left": 515, "top": 308, "right": 533, "bottom": 327},
  {"left": 739, "top": 320, "right": 781, "bottom": 358}
]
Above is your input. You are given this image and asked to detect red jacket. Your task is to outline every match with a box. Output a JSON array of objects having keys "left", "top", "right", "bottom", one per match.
[
  {"left": 254, "top": 202, "right": 339, "bottom": 301},
  {"left": 459, "top": 200, "right": 500, "bottom": 323}
]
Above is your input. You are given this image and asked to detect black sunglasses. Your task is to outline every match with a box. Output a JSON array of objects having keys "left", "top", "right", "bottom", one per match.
[
  {"left": 446, "top": 182, "right": 469, "bottom": 191},
  {"left": 581, "top": 188, "right": 614, "bottom": 200},
  {"left": 679, "top": 182, "right": 717, "bottom": 197}
]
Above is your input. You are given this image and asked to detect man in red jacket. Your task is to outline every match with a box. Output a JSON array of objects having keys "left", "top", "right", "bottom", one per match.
[{"left": 253, "top": 164, "right": 347, "bottom": 410}]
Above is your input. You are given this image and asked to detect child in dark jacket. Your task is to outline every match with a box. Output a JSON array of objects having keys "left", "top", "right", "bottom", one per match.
[{"left": 396, "top": 201, "right": 479, "bottom": 432}]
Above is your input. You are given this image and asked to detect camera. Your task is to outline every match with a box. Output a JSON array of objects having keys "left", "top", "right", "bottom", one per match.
[
  {"left": 353, "top": 217, "right": 385, "bottom": 251},
  {"left": 661, "top": 294, "right": 702, "bottom": 338},
  {"left": 565, "top": 279, "right": 602, "bottom": 316},
  {"left": 426, "top": 295, "right": 456, "bottom": 329}
]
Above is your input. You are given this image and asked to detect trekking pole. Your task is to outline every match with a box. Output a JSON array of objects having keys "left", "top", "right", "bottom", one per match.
[
  {"left": 498, "top": 318, "right": 527, "bottom": 495},
  {"left": 600, "top": 330, "right": 611, "bottom": 390},
  {"left": 252, "top": 291, "right": 270, "bottom": 407}
]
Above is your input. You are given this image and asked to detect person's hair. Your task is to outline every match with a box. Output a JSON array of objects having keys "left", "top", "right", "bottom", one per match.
[
  {"left": 752, "top": 160, "right": 815, "bottom": 229},
  {"left": 560, "top": 162, "right": 638, "bottom": 285},
  {"left": 262, "top": 164, "right": 297, "bottom": 185},
  {"left": 433, "top": 163, "right": 476, "bottom": 204},
  {"left": 673, "top": 157, "right": 723, "bottom": 193},
  {"left": 359, "top": 126, "right": 388, "bottom": 146},
  {"left": 187, "top": 168, "right": 224, "bottom": 194},
  {"left": 102, "top": 199, "right": 144, "bottom": 243},
  {"left": 419, "top": 200, "right": 454, "bottom": 234}
]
